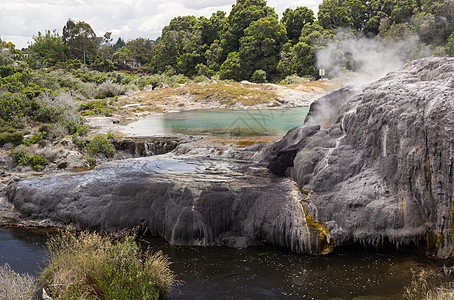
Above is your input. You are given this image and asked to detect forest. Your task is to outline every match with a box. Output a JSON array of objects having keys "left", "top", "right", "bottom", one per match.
[{"left": 2, "top": 0, "right": 453, "bottom": 81}]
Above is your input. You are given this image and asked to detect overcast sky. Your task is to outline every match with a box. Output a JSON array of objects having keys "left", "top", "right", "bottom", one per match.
[{"left": 0, "top": 0, "right": 323, "bottom": 49}]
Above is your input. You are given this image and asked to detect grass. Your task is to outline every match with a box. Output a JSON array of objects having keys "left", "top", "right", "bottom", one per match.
[
  {"left": 0, "top": 263, "right": 37, "bottom": 300},
  {"left": 115, "top": 82, "right": 277, "bottom": 109},
  {"left": 40, "top": 230, "right": 176, "bottom": 300},
  {"left": 403, "top": 268, "right": 454, "bottom": 300},
  {"left": 185, "top": 82, "right": 276, "bottom": 106}
]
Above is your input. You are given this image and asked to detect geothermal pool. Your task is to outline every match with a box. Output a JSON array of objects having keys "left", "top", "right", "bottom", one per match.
[
  {"left": 121, "top": 107, "right": 310, "bottom": 137},
  {"left": 0, "top": 227, "right": 438, "bottom": 299}
]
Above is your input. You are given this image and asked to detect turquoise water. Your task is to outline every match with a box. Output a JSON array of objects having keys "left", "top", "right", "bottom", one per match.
[{"left": 121, "top": 107, "right": 310, "bottom": 137}]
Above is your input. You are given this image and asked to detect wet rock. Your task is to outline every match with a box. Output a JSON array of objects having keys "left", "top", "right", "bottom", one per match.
[
  {"left": 6, "top": 155, "right": 331, "bottom": 255},
  {"left": 112, "top": 137, "right": 184, "bottom": 158},
  {"left": 268, "top": 57, "right": 454, "bottom": 258}
]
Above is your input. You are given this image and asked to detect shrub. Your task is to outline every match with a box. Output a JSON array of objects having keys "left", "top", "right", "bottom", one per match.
[
  {"left": 40, "top": 231, "right": 175, "bottom": 300},
  {"left": 72, "top": 134, "right": 87, "bottom": 149},
  {"left": 96, "top": 80, "right": 125, "bottom": 98},
  {"left": 10, "top": 145, "right": 47, "bottom": 169},
  {"left": 87, "top": 135, "right": 115, "bottom": 158},
  {"left": 0, "top": 263, "right": 37, "bottom": 300},
  {"left": 78, "top": 99, "right": 113, "bottom": 117},
  {"left": 250, "top": 69, "right": 267, "bottom": 83},
  {"left": 0, "top": 94, "right": 25, "bottom": 126},
  {"left": 279, "top": 74, "right": 309, "bottom": 84},
  {"left": 0, "top": 131, "right": 24, "bottom": 146},
  {"left": 22, "top": 131, "right": 47, "bottom": 146}
]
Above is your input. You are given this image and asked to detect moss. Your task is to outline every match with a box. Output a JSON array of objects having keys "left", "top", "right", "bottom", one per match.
[{"left": 298, "top": 189, "right": 334, "bottom": 255}]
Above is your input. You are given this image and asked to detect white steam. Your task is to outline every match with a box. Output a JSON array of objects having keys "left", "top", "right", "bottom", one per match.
[{"left": 316, "top": 31, "right": 427, "bottom": 85}]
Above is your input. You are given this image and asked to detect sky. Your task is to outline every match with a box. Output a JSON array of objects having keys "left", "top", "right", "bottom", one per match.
[{"left": 0, "top": 0, "right": 323, "bottom": 49}]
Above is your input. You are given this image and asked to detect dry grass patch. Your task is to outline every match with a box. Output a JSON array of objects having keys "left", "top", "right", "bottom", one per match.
[
  {"left": 0, "top": 263, "right": 37, "bottom": 300},
  {"left": 185, "top": 82, "right": 276, "bottom": 106},
  {"left": 40, "top": 231, "right": 175, "bottom": 300},
  {"left": 403, "top": 268, "right": 454, "bottom": 300}
]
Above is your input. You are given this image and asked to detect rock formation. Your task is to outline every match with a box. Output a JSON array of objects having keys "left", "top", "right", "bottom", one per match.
[
  {"left": 5, "top": 154, "right": 332, "bottom": 255},
  {"left": 268, "top": 57, "right": 454, "bottom": 257}
]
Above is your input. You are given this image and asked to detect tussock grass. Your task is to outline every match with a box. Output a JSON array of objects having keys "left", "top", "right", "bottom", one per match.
[
  {"left": 40, "top": 230, "right": 175, "bottom": 300},
  {"left": 0, "top": 263, "right": 37, "bottom": 300},
  {"left": 404, "top": 268, "right": 454, "bottom": 300}
]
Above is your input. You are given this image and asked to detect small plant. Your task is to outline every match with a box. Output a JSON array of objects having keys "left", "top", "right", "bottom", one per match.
[
  {"left": 10, "top": 145, "right": 48, "bottom": 169},
  {"left": 22, "top": 131, "right": 47, "bottom": 146},
  {"left": 279, "top": 74, "right": 311, "bottom": 85},
  {"left": 78, "top": 99, "right": 113, "bottom": 117},
  {"left": 39, "top": 231, "right": 175, "bottom": 300},
  {"left": 85, "top": 155, "right": 97, "bottom": 166},
  {"left": 0, "top": 263, "right": 37, "bottom": 300},
  {"left": 106, "top": 130, "right": 117, "bottom": 140},
  {"left": 72, "top": 134, "right": 87, "bottom": 149},
  {"left": 87, "top": 134, "right": 115, "bottom": 158}
]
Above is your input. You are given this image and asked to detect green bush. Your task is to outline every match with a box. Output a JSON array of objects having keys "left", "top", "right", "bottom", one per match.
[
  {"left": 10, "top": 145, "right": 47, "bottom": 169},
  {"left": 0, "top": 132, "right": 23, "bottom": 146},
  {"left": 87, "top": 135, "right": 115, "bottom": 158},
  {"left": 279, "top": 74, "right": 310, "bottom": 84},
  {"left": 72, "top": 134, "right": 87, "bottom": 149},
  {"left": 40, "top": 231, "right": 175, "bottom": 300},
  {"left": 22, "top": 131, "right": 47, "bottom": 146},
  {"left": 79, "top": 99, "right": 113, "bottom": 116},
  {"left": 250, "top": 70, "right": 268, "bottom": 83}
]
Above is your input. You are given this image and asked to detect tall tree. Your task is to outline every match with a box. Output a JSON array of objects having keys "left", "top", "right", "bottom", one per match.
[
  {"left": 62, "top": 19, "right": 97, "bottom": 62},
  {"left": 238, "top": 16, "right": 287, "bottom": 80},
  {"left": 220, "top": 0, "right": 276, "bottom": 59},
  {"left": 281, "top": 7, "right": 315, "bottom": 44},
  {"left": 28, "top": 30, "right": 68, "bottom": 66}
]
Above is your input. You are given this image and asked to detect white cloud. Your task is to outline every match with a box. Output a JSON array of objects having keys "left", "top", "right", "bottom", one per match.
[{"left": 0, "top": 0, "right": 322, "bottom": 49}]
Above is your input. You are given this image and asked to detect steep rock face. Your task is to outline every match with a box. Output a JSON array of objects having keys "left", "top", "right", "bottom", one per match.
[
  {"left": 269, "top": 57, "right": 454, "bottom": 257},
  {"left": 6, "top": 155, "right": 332, "bottom": 255}
]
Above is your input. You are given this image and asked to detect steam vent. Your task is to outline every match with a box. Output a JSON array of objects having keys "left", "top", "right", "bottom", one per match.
[{"left": 6, "top": 57, "right": 454, "bottom": 258}]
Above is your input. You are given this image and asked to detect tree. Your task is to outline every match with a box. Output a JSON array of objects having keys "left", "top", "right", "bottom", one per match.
[
  {"left": 113, "top": 37, "right": 126, "bottom": 51},
  {"left": 281, "top": 7, "right": 315, "bottom": 44},
  {"left": 220, "top": 0, "right": 276, "bottom": 60},
  {"left": 125, "top": 38, "right": 154, "bottom": 65},
  {"left": 318, "top": 0, "right": 351, "bottom": 30},
  {"left": 112, "top": 47, "right": 132, "bottom": 69},
  {"left": 28, "top": 30, "right": 68, "bottom": 67},
  {"left": 219, "top": 52, "right": 242, "bottom": 80},
  {"left": 62, "top": 19, "right": 97, "bottom": 62},
  {"left": 239, "top": 16, "right": 287, "bottom": 80}
]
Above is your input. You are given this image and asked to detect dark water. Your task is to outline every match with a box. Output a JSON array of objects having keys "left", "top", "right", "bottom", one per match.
[
  {"left": 0, "top": 227, "right": 439, "bottom": 299},
  {"left": 121, "top": 108, "right": 310, "bottom": 137}
]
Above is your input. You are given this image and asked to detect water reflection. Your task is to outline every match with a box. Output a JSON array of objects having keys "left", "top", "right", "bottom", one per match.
[{"left": 121, "top": 108, "right": 310, "bottom": 137}]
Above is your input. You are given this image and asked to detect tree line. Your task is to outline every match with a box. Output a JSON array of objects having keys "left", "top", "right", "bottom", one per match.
[{"left": 2, "top": 0, "right": 454, "bottom": 82}]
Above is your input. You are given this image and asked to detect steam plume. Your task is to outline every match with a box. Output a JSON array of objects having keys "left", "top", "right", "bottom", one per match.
[{"left": 316, "top": 30, "right": 429, "bottom": 85}]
